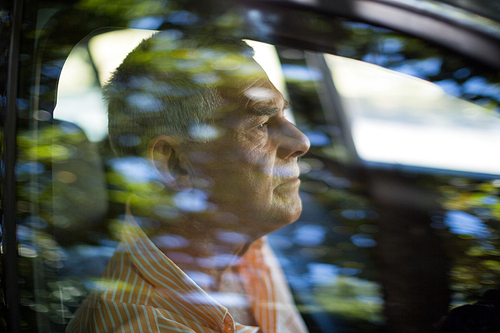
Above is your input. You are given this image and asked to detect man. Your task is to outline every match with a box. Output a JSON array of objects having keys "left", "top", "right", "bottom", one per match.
[{"left": 66, "top": 31, "right": 310, "bottom": 333}]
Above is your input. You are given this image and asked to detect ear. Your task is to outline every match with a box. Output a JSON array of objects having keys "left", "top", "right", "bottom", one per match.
[{"left": 147, "top": 135, "right": 192, "bottom": 191}]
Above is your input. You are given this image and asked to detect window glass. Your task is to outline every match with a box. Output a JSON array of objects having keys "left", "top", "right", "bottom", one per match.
[
  {"left": 13, "top": 2, "right": 500, "bottom": 333},
  {"left": 326, "top": 54, "right": 500, "bottom": 174},
  {"left": 275, "top": 22, "right": 500, "bottom": 332}
]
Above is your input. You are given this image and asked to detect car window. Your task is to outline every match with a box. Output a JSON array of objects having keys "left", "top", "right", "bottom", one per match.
[
  {"left": 274, "top": 21, "right": 500, "bottom": 332},
  {"left": 5, "top": 2, "right": 500, "bottom": 333},
  {"left": 325, "top": 54, "right": 500, "bottom": 174}
]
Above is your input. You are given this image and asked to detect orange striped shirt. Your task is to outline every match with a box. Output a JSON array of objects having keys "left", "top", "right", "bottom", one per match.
[{"left": 66, "top": 215, "right": 308, "bottom": 333}]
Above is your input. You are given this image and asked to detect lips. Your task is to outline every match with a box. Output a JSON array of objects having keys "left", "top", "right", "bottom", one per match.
[{"left": 276, "top": 177, "right": 300, "bottom": 189}]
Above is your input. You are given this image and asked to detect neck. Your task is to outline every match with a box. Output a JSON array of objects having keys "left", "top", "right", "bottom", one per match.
[{"left": 151, "top": 213, "right": 257, "bottom": 291}]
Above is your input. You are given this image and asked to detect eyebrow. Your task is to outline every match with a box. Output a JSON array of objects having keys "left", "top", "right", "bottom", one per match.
[{"left": 250, "top": 99, "right": 291, "bottom": 116}]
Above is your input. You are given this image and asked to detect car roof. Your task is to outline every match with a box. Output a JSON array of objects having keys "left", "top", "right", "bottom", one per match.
[
  {"left": 239, "top": 0, "right": 500, "bottom": 69},
  {"left": 439, "top": 0, "right": 500, "bottom": 23}
]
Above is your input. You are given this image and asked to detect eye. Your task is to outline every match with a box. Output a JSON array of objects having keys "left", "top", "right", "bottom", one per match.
[{"left": 256, "top": 121, "right": 269, "bottom": 131}]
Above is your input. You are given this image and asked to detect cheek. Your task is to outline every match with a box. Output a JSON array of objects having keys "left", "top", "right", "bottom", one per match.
[
  {"left": 189, "top": 134, "right": 276, "bottom": 192},
  {"left": 220, "top": 137, "right": 275, "bottom": 175},
  {"left": 238, "top": 136, "right": 275, "bottom": 171}
]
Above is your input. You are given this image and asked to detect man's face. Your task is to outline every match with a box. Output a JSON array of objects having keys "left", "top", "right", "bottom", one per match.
[{"left": 185, "top": 76, "right": 310, "bottom": 237}]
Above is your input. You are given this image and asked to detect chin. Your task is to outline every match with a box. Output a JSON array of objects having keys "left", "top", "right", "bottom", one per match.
[
  {"left": 285, "top": 192, "right": 303, "bottom": 220},
  {"left": 266, "top": 197, "right": 303, "bottom": 231},
  {"left": 287, "top": 201, "right": 303, "bottom": 224},
  {"left": 229, "top": 194, "right": 303, "bottom": 236}
]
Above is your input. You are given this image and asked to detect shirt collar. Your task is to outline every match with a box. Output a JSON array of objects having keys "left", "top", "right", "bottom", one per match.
[{"left": 120, "top": 211, "right": 258, "bottom": 333}]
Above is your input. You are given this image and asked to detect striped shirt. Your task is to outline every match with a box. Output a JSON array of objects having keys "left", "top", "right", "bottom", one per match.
[{"left": 66, "top": 215, "right": 308, "bottom": 333}]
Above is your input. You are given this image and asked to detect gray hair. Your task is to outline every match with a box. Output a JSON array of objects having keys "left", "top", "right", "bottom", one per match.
[{"left": 104, "top": 31, "right": 255, "bottom": 157}]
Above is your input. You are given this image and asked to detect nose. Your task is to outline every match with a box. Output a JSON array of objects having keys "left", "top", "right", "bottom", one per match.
[{"left": 275, "top": 119, "right": 310, "bottom": 159}]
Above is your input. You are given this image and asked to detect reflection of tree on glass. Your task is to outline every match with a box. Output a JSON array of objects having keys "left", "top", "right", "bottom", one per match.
[{"left": 66, "top": 32, "right": 310, "bottom": 333}]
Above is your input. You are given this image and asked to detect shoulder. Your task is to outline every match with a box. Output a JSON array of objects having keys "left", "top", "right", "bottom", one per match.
[{"left": 66, "top": 295, "right": 199, "bottom": 333}]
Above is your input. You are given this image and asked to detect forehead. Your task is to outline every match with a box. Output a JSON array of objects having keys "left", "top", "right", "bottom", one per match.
[
  {"left": 242, "top": 78, "right": 286, "bottom": 114},
  {"left": 216, "top": 77, "right": 286, "bottom": 120}
]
